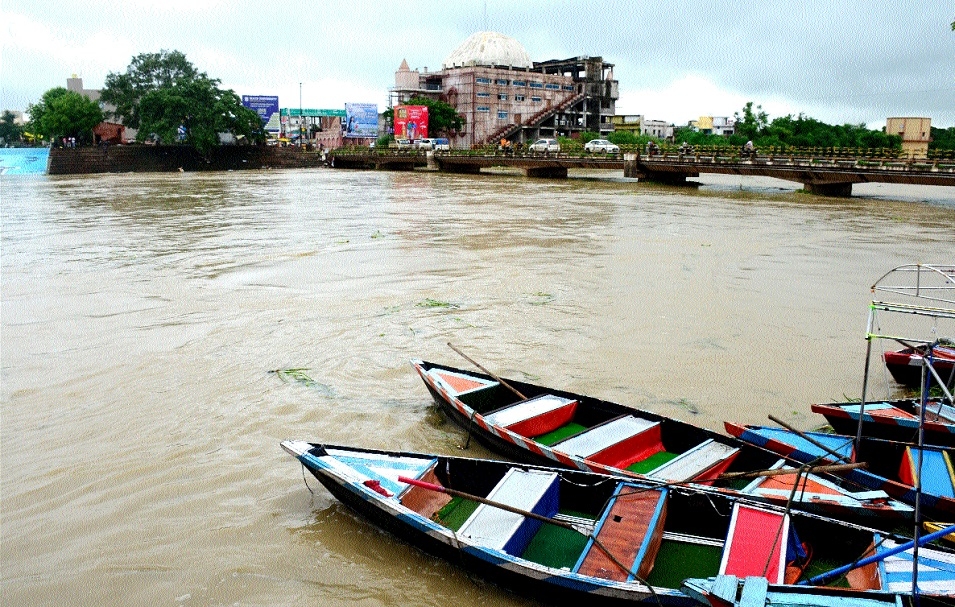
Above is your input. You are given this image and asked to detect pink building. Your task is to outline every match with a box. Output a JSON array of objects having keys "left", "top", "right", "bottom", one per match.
[{"left": 391, "top": 31, "right": 618, "bottom": 149}]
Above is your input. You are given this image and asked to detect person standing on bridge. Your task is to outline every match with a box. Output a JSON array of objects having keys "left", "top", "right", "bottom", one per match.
[{"left": 743, "top": 140, "right": 755, "bottom": 160}]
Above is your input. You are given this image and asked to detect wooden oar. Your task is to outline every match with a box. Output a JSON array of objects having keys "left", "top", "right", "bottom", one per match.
[
  {"left": 447, "top": 342, "right": 527, "bottom": 400},
  {"left": 768, "top": 414, "right": 852, "bottom": 463},
  {"left": 718, "top": 462, "right": 867, "bottom": 481}
]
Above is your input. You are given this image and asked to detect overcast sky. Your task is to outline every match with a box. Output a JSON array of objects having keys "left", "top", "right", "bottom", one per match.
[{"left": 2, "top": 0, "right": 953, "bottom": 128}]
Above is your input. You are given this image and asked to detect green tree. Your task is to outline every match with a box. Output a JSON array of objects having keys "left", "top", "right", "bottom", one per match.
[
  {"left": 27, "top": 87, "right": 103, "bottom": 145},
  {"left": 734, "top": 101, "right": 768, "bottom": 141},
  {"left": 101, "top": 50, "right": 265, "bottom": 152},
  {"left": 100, "top": 50, "right": 199, "bottom": 131},
  {"left": 931, "top": 126, "right": 955, "bottom": 151},
  {"left": 384, "top": 96, "right": 464, "bottom": 135},
  {"left": 0, "top": 110, "right": 24, "bottom": 144}
]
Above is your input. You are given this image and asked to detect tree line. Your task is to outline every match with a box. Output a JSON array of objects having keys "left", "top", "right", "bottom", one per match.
[{"left": 16, "top": 50, "right": 265, "bottom": 152}]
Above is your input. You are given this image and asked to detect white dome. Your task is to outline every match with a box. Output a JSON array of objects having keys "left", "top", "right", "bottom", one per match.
[{"left": 443, "top": 31, "right": 533, "bottom": 70}]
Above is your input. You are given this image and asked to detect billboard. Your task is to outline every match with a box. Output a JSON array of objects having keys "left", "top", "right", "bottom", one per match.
[
  {"left": 393, "top": 105, "right": 429, "bottom": 140},
  {"left": 241, "top": 95, "right": 280, "bottom": 127},
  {"left": 344, "top": 103, "right": 379, "bottom": 138}
]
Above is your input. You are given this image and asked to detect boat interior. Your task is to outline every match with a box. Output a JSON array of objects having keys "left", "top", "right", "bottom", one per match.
[{"left": 326, "top": 446, "right": 899, "bottom": 592}]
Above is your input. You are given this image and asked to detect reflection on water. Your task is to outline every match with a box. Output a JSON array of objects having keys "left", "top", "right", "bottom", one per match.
[{"left": 2, "top": 168, "right": 954, "bottom": 606}]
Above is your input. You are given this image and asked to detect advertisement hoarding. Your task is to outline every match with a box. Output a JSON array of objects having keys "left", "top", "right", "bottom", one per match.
[
  {"left": 344, "top": 103, "right": 379, "bottom": 138},
  {"left": 393, "top": 105, "right": 429, "bottom": 140},
  {"left": 241, "top": 95, "right": 280, "bottom": 128}
]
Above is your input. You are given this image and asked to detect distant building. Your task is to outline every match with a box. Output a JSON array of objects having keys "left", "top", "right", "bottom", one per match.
[
  {"left": 67, "top": 75, "right": 101, "bottom": 102},
  {"left": 611, "top": 114, "right": 643, "bottom": 136},
  {"left": 696, "top": 116, "right": 735, "bottom": 136},
  {"left": 886, "top": 117, "right": 930, "bottom": 158},
  {"left": 641, "top": 119, "right": 673, "bottom": 140},
  {"left": 610, "top": 115, "right": 672, "bottom": 139},
  {"left": 391, "top": 31, "right": 619, "bottom": 149}
]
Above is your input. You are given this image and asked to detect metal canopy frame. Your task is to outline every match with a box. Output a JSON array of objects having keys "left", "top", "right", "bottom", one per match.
[{"left": 857, "top": 264, "right": 955, "bottom": 597}]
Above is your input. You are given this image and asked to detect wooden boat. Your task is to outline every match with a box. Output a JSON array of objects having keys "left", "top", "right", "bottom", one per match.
[
  {"left": 412, "top": 359, "right": 913, "bottom": 523},
  {"left": 281, "top": 441, "right": 955, "bottom": 605},
  {"left": 723, "top": 422, "right": 955, "bottom": 522},
  {"left": 925, "top": 522, "right": 955, "bottom": 546},
  {"left": 884, "top": 344, "right": 955, "bottom": 389},
  {"left": 810, "top": 399, "right": 955, "bottom": 448},
  {"left": 682, "top": 575, "right": 907, "bottom": 607}
]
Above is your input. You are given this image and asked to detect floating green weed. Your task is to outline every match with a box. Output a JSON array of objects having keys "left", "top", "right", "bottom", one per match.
[
  {"left": 269, "top": 368, "right": 332, "bottom": 393},
  {"left": 529, "top": 292, "right": 554, "bottom": 305},
  {"left": 417, "top": 298, "right": 459, "bottom": 309},
  {"left": 673, "top": 398, "right": 700, "bottom": 415},
  {"left": 371, "top": 230, "right": 384, "bottom": 239}
]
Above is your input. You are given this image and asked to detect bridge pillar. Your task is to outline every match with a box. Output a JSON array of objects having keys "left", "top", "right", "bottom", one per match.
[
  {"left": 624, "top": 153, "right": 640, "bottom": 178},
  {"left": 803, "top": 182, "right": 853, "bottom": 197},
  {"left": 524, "top": 166, "right": 568, "bottom": 179}
]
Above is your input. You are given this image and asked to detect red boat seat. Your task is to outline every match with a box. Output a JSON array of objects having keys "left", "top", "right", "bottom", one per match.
[
  {"left": 719, "top": 503, "right": 789, "bottom": 584},
  {"left": 483, "top": 394, "right": 578, "bottom": 438},
  {"left": 552, "top": 415, "right": 664, "bottom": 469}
]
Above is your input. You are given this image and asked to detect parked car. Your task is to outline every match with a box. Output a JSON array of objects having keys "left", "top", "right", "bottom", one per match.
[
  {"left": 584, "top": 139, "right": 620, "bottom": 154},
  {"left": 417, "top": 138, "right": 450, "bottom": 151},
  {"left": 395, "top": 138, "right": 414, "bottom": 149},
  {"left": 528, "top": 138, "right": 560, "bottom": 153}
]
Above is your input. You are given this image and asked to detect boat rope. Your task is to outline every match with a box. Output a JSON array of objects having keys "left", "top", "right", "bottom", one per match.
[
  {"left": 460, "top": 409, "right": 479, "bottom": 450},
  {"left": 299, "top": 463, "right": 316, "bottom": 496},
  {"left": 765, "top": 463, "right": 813, "bottom": 578}
]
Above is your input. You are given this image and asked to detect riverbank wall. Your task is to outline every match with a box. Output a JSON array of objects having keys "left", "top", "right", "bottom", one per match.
[{"left": 47, "top": 145, "right": 327, "bottom": 175}]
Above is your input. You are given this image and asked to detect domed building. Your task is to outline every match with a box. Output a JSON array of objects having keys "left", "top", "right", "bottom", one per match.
[{"left": 391, "top": 31, "right": 618, "bottom": 149}]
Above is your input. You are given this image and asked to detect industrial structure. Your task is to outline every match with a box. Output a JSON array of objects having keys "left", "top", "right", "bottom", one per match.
[{"left": 391, "top": 31, "right": 619, "bottom": 149}]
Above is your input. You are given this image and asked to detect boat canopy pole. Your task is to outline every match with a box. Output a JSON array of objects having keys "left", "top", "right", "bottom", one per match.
[
  {"left": 856, "top": 306, "right": 876, "bottom": 456},
  {"left": 797, "top": 523, "right": 955, "bottom": 587}
]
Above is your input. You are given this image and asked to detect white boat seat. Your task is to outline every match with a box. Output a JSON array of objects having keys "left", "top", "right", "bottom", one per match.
[
  {"left": 647, "top": 439, "right": 739, "bottom": 482},
  {"left": 553, "top": 416, "right": 659, "bottom": 458},
  {"left": 457, "top": 468, "right": 559, "bottom": 556}
]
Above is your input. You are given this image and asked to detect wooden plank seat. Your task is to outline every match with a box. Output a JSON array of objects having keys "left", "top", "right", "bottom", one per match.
[
  {"left": 899, "top": 446, "right": 955, "bottom": 498},
  {"left": 876, "top": 536, "right": 955, "bottom": 594},
  {"left": 646, "top": 439, "right": 740, "bottom": 483},
  {"left": 399, "top": 462, "right": 453, "bottom": 519},
  {"left": 552, "top": 415, "right": 664, "bottom": 469},
  {"left": 719, "top": 503, "right": 789, "bottom": 584},
  {"left": 457, "top": 468, "right": 560, "bottom": 556},
  {"left": 483, "top": 394, "right": 578, "bottom": 438},
  {"left": 573, "top": 484, "right": 668, "bottom": 582},
  {"left": 324, "top": 448, "right": 437, "bottom": 497},
  {"left": 427, "top": 368, "right": 499, "bottom": 397}
]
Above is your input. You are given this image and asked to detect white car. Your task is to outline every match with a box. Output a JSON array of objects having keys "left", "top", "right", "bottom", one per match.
[
  {"left": 417, "top": 138, "right": 451, "bottom": 151},
  {"left": 528, "top": 138, "right": 560, "bottom": 153},
  {"left": 584, "top": 139, "right": 620, "bottom": 154}
]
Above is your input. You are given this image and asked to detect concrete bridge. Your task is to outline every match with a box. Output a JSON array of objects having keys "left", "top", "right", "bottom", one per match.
[{"left": 328, "top": 150, "right": 955, "bottom": 196}]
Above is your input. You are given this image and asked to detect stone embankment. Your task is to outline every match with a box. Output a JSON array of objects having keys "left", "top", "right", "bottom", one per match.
[{"left": 47, "top": 145, "right": 327, "bottom": 175}]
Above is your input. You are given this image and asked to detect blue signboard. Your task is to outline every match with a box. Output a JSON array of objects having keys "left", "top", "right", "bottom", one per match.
[
  {"left": 241, "top": 95, "right": 280, "bottom": 126},
  {"left": 0, "top": 148, "right": 50, "bottom": 175},
  {"left": 344, "top": 103, "right": 378, "bottom": 138}
]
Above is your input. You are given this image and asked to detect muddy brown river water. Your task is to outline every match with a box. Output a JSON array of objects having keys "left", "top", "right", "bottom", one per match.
[{"left": 2, "top": 168, "right": 954, "bottom": 606}]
